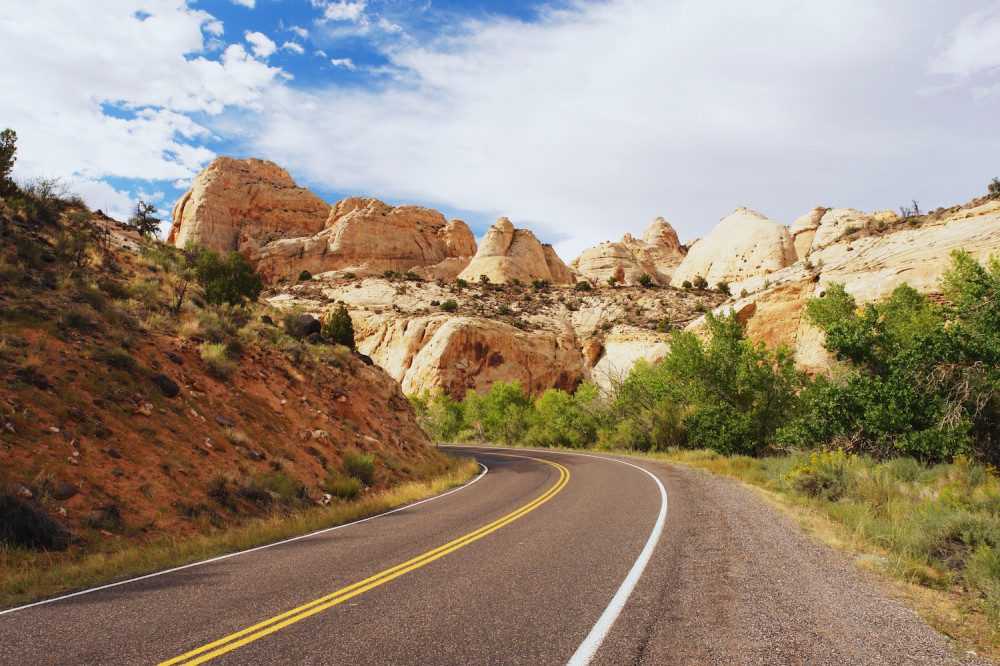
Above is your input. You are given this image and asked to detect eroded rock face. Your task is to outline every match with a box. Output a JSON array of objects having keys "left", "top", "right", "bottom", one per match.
[
  {"left": 571, "top": 217, "right": 687, "bottom": 286},
  {"left": 696, "top": 199, "right": 1000, "bottom": 375},
  {"left": 458, "top": 217, "right": 575, "bottom": 285},
  {"left": 170, "top": 159, "right": 477, "bottom": 282},
  {"left": 168, "top": 157, "right": 331, "bottom": 252},
  {"left": 252, "top": 197, "right": 477, "bottom": 282},
  {"left": 671, "top": 207, "right": 797, "bottom": 291}
]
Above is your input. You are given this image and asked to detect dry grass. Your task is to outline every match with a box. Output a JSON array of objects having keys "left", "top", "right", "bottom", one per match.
[{"left": 0, "top": 457, "right": 478, "bottom": 609}]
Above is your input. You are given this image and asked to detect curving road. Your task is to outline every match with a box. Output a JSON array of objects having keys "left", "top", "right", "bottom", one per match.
[{"left": 0, "top": 447, "right": 983, "bottom": 665}]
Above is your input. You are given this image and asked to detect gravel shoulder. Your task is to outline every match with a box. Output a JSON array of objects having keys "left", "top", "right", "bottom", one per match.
[{"left": 594, "top": 460, "right": 991, "bottom": 666}]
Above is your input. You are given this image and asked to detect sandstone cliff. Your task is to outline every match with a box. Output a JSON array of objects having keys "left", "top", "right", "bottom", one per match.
[
  {"left": 571, "top": 217, "right": 687, "bottom": 286},
  {"left": 270, "top": 277, "right": 724, "bottom": 398},
  {"left": 170, "top": 158, "right": 477, "bottom": 282},
  {"left": 670, "top": 207, "right": 797, "bottom": 291},
  {"left": 168, "top": 157, "right": 330, "bottom": 252},
  {"left": 695, "top": 199, "right": 1000, "bottom": 374},
  {"left": 252, "top": 197, "right": 477, "bottom": 282},
  {"left": 457, "top": 217, "right": 576, "bottom": 285}
]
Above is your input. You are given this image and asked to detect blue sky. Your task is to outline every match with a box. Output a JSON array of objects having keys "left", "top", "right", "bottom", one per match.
[{"left": 2, "top": 0, "right": 1000, "bottom": 258}]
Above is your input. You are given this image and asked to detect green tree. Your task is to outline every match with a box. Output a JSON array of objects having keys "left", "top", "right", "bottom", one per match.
[
  {"left": 411, "top": 389, "right": 466, "bottom": 442},
  {"left": 192, "top": 246, "right": 263, "bottom": 307},
  {"left": 322, "top": 304, "right": 356, "bottom": 349},
  {"left": 659, "top": 310, "right": 801, "bottom": 455},
  {"left": 0, "top": 128, "right": 16, "bottom": 196},
  {"left": 463, "top": 381, "right": 530, "bottom": 446},
  {"left": 128, "top": 200, "right": 161, "bottom": 237}
]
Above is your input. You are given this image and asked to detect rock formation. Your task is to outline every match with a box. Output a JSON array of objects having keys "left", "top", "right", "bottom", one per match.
[
  {"left": 169, "top": 158, "right": 477, "bottom": 282},
  {"left": 670, "top": 207, "right": 797, "bottom": 291},
  {"left": 168, "top": 157, "right": 330, "bottom": 252},
  {"left": 571, "top": 217, "right": 686, "bottom": 286},
  {"left": 696, "top": 199, "right": 1000, "bottom": 374},
  {"left": 252, "top": 197, "right": 477, "bottom": 282},
  {"left": 458, "top": 217, "right": 575, "bottom": 285}
]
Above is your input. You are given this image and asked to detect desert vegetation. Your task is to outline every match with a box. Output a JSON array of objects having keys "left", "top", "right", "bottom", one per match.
[
  {"left": 412, "top": 250, "right": 1000, "bottom": 646},
  {"left": 0, "top": 135, "right": 475, "bottom": 607}
]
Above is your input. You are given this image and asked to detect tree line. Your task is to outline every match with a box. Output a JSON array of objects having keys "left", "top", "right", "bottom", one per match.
[{"left": 413, "top": 250, "right": 1000, "bottom": 463}]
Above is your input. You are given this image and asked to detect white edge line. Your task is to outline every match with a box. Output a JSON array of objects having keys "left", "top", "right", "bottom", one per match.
[
  {"left": 0, "top": 461, "right": 489, "bottom": 616},
  {"left": 453, "top": 445, "right": 669, "bottom": 665}
]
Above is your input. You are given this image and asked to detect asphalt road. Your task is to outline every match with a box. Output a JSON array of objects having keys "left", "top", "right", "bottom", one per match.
[{"left": 1, "top": 447, "right": 981, "bottom": 665}]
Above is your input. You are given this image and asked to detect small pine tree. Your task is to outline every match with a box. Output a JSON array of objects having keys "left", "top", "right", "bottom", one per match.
[
  {"left": 989, "top": 177, "right": 1000, "bottom": 198},
  {"left": 323, "top": 304, "right": 356, "bottom": 349},
  {"left": 128, "top": 200, "right": 160, "bottom": 237},
  {"left": 0, "top": 128, "right": 17, "bottom": 196}
]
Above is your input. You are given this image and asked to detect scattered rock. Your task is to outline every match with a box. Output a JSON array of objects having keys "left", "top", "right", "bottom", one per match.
[
  {"left": 112, "top": 468, "right": 124, "bottom": 477},
  {"left": 167, "top": 352, "right": 184, "bottom": 365},
  {"left": 355, "top": 352, "right": 374, "bottom": 366},
  {"left": 133, "top": 402, "right": 154, "bottom": 417},
  {"left": 51, "top": 483, "right": 78, "bottom": 501},
  {"left": 261, "top": 315, "right": 274, "bottom": 326},
  {"left": 67, "top": 407, "right": 85, "bottom": 421},
  {"left": 107, "top": 447, "right": 121, "bottom": 459},
  {"left": 150, "top": 373, "right": 180, "bottom": 398},
  {"left": 214, "top": 414, "right": 236, "bottom": 428}
]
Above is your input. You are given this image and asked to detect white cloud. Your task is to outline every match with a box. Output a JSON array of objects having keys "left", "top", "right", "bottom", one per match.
[
  {"left": 288, "top": 25, "right": 309, "bottom": 39},
  {"left": 928, "top": 4, "right": 1000, "bottom": 97},
  {"left": 250, "top": 0, "right": 1000, "bottom": 259},
  {"left": 0, "top": 0, "right": 284, "bottom": 190},
  {"left": 245, "top": 30, "right": 277, "bottom": 59},
  {"left": 330, "top": 57, "right": 356, "bottom": 69},
  {"left": 282, "top": 41, "right": 306, "bottom": 55},
  {"left": 230, "top": 0, "right": 255, "bottom": 8},
  {"left": 322, "top": 1, "right": 367, "bottom": 23}
]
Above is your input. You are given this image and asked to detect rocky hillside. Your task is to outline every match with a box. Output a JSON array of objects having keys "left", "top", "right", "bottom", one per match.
[
  {"left": 1, "top": 194, "right": 454, "bottom": 549},
  {"left": 170, "top": 157, "right": 1000, "bottom": 398}
]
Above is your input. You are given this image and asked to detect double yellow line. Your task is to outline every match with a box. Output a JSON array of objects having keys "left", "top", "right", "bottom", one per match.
[{"left": 161, "top": 454, "right": 569, "bottom": 665}]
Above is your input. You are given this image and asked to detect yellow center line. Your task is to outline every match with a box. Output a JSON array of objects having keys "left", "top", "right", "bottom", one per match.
[{"left": 160, "top": 453, "right": 569, "bottom": 665}]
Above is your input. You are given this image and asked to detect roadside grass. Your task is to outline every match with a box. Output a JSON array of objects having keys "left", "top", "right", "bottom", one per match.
[
  {"left": 0, "top": 457, "right": 479, "bottom": 610},
  {"left": 649, "top": 448, "right": 1000, "bottom": 661}
]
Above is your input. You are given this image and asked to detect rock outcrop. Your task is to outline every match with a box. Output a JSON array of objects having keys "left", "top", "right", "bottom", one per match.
[
  {"left": 458, "top": 217, "right": 575, "bottom": 285},
  {"left": 671, "top": 207, "right": 797, "bottom": 291},
  {"left": 168, "top": 157, "right": 331, "bottom": 252},
  {"left": 697, "top": 199, "right": 1000, "bottom": 374},
  {"left": 252, "top": 197, "right": 477, "bottom": 281},
  {"left": 169, "top": 158, "right": 477, "bottom": 282},
  {"left": 571, "top": 217, "right": 686, "bottom": 286}
]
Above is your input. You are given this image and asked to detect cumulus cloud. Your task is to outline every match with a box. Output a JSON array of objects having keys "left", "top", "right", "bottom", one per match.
[
  {"left": 0, "top": 0, "right": 284, "bottom": 210},
  {"left": 321, "top": 1, "right": 367, "bottom": 23},
  {"left": 330, "top": 57, "right": 356, "bottom": 69},
  {"left": 282, "top": 41, "right": 306, "bottom": 54},
  {"left": 246, "top": 0, "right": 1000, "bottom": 258},
  {"left": 245, "top": 30, "right": 277, "bottom": 58},
  {"left": 929, "top": 3, "right": 1000, "bottom": 96},
  {"left": 230, "top": 0, "right": 255, "bottom": 8}
]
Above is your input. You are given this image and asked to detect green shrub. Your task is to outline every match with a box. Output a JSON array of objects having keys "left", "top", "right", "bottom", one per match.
[
  {"left": 199, "top": 342, "right": 237, "bottom": 380},
  {"left": 716, "top": 281, "right": 731, "bottom": 295},
  {"left": 298, "top": 269, "right": 312, "bottom": 281},
  {"left": 575, "top": 280, "right": 592, "bottom": 291},
  {"left": 191, "top": 246, "right": 263, "bottom": 307},
  {"left": 322, "top": 473, "right": 362, "bottom": 500},
  {"left": 989, "top": 177, "right": 1000, "bottom": 199},
  {"left": 344, "top": 452, "right": 377, "bottom": 485},
  {"left": 496, "top": 304, "right": 511, "bottom": 316},
  {"left": 0, "top": 128, "right": 18, "bottom": 196},
  {"left": 322, "top": 304, "right": 355, "bottom": 349},
  {"left": 692, "top": 275, "right": 709, "bottom": 290},
  {"left": 637, "top": 273, "right": 654, "bottom": 288},
  {"left": 99, "top": 347, "right": 137, "bottom": 373},
  {"left": 532, "top": 279, "right": 549, "bottom": 290},
  {"left": 440, "top": 299, "right": 458, "bottom": 312}
]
